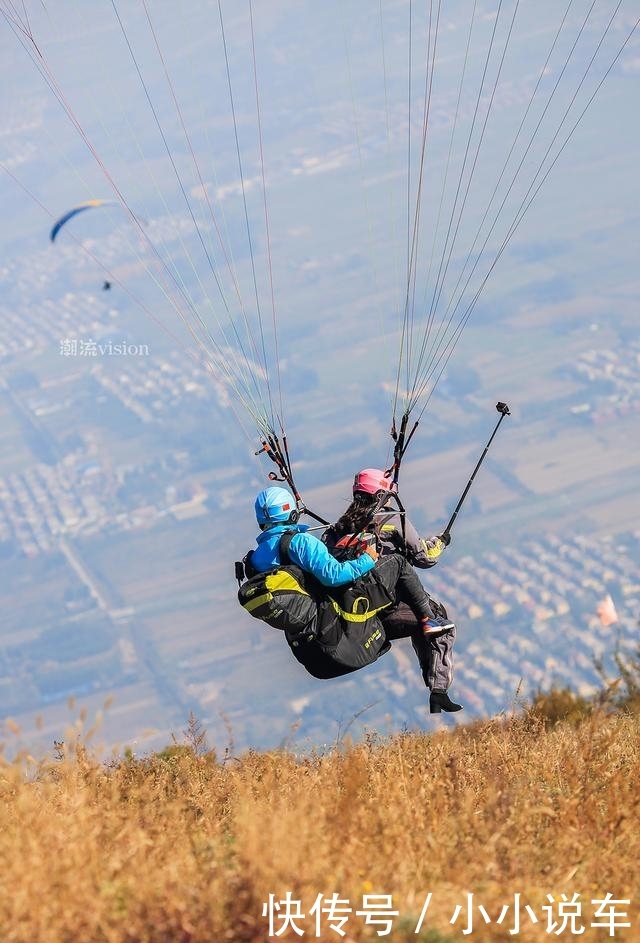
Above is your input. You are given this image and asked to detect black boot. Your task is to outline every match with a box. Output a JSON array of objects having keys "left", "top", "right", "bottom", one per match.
[{"left": 430, "top": 689, "right": 463, "bottom": 714}]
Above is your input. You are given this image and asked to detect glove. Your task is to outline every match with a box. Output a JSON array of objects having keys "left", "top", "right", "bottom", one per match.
[{"left": 437, "top": 532, "right": 451, "bottom": 547}]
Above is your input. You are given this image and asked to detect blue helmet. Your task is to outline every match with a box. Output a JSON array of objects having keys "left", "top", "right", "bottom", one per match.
[{"left": 255, "top": 486, "right": 298, "bottom": 527}]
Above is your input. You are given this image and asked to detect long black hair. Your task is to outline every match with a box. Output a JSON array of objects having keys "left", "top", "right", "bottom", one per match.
[{"left": 325, "top": 491, "right": 382, "bottom": 544}]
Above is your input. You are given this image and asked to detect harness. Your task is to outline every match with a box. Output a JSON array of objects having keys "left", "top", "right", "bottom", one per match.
[{"left": 236, "top": 531, "right": 393, "bottom": 679}]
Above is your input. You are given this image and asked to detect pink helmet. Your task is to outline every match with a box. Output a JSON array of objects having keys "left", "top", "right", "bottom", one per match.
[{"left": 353, "top": 467, "right": 395, "bottom": 496}]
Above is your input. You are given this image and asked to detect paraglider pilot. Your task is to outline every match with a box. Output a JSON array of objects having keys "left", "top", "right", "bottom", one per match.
[
  {"left": 247, "top": 485, "right": 455, "bottom": 699},
  {"left": 324, "top": 469, "right": 462, "bottom": 713}
]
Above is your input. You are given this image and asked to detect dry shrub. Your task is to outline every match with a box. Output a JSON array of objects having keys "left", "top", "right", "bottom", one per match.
[
  {"left": 526, "top": 687, "right": 594, "bottom": 727},
  {"left": 0, "top": 709, "right": 638, "bottom": 941}
]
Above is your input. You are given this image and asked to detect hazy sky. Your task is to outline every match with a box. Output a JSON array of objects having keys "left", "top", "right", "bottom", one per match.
[
  {"left": 1, "top": 0, "right": 639, "bottom": 756},
  {"left": 2, "top": 1, "right": 638, "bottom": 404}
]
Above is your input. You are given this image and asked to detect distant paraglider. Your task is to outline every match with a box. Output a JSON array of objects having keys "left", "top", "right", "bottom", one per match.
[{"left": 49, "top": 199, "right": 120, "bottom": 243}]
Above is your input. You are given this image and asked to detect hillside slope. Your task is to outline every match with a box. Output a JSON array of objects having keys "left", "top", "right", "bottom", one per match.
[{"left": 0, "top": 707, "right": 638, "bottom": 941}]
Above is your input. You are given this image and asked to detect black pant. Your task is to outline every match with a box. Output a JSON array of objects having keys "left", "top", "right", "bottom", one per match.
[{"left": 372, "top": 553, "right": 435, "bottom": 620}]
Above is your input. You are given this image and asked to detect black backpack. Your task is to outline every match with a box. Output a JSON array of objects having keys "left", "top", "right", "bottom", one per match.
[
  {"left": 237, "top": 532, "right": 318, "bottom": 635},
  {"left": 236, "top": 532, "right": 393, "bottom": 679}
]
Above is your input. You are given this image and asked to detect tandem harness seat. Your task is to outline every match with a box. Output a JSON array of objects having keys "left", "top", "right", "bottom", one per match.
[{"left": 236, "top": 531, "right": 393, "bottom": 679}]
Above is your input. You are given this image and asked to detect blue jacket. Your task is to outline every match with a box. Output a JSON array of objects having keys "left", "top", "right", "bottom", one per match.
[{"left": 251, "top": 522, "right": 375, "bottom": 586}]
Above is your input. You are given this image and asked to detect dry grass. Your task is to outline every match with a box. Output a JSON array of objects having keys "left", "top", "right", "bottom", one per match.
[{"left": 0, "top": 707, "right": 638, "bottom": 942}]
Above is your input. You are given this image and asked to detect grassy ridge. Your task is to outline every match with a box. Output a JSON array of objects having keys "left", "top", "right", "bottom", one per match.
[{"left": 0, "top": 705, "right": 638, "bottom": 942}]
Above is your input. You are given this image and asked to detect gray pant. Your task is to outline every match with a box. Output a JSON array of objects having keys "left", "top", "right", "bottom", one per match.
[{"left": 381, "top": 600, "right": 456, "bottom": 692}]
